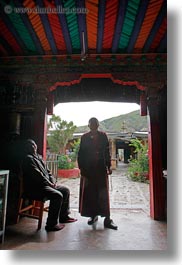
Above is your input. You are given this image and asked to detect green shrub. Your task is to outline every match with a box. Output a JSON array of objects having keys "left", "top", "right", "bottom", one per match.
[
  {"left": 68, "top": 139, "right": 80, "bottom": 162},
  {"left": 58, "top": 155, "right": 75, "bottom": 169},
  {"left": 127, "top": 139, "right": 149, "bottom": 183}
]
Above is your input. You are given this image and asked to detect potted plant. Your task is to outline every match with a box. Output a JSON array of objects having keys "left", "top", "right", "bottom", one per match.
[{"left": 57, "top": 154, "right": 80, "bottom": 178}]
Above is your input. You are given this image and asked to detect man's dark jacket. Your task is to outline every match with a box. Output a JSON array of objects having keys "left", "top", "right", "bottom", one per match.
[{"left": 22, "top": 153, "right": 55, "bottom": 199}]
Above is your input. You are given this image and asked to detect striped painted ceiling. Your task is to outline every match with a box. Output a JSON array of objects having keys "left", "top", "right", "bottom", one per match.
[{"left": 0, "top": 0, "right": 167, "bottom": 57}]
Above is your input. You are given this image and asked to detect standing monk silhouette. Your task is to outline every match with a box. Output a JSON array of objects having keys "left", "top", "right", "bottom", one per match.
[{"left": 78, "top": 117, "right": 118, "bottom": 230}]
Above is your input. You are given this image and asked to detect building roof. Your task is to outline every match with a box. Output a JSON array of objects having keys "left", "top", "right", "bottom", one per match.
[{"left": 73, "top": 130, "right": 148, "bottom": 141}]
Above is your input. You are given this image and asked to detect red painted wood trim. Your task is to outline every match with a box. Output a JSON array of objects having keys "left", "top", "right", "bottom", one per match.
[{"left": 49, "top": 73, "right": 146, "bottom": 91}]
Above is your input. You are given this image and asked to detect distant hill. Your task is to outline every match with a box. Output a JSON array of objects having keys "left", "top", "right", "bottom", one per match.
[{"left": 75, "top": 110, "right": 148, "bottom": 133}]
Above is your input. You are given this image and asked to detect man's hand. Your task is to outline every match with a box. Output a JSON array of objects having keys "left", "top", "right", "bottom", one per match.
[{"left": 50, "top": 182, "right": 57, "bottom": 188}]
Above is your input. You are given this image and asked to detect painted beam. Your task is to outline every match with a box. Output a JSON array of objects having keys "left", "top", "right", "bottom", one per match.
[
  {"left": 112, "top": 0, "right": 127, "bottom": 53},
  {"left": 0, "top": 35, "right": 15, "bottom": 55},
  {"left": 143, "top": 1, "right": 167, "bottom": 53},
  {"left": 36, "top": 0, "right": 58, "bottom": 54},
  {"left": 14, "top": 0, "right": 44, "bottom": 55},
  {"left": 157, "top": 31, "right": 167, "bottom": 53},
  {"left": 118, "top": 0, "right": 141, "bottom": 52},
  {"left": 127, "top": 0, "right": 149, "bottom": 53},
  {"left": 96, "top": 0, "right": 105, "bottom": 53},
  {"left": 76, "top": 0, "right": 88, "bottom": 54},
  {"left": 55, "top": 0, "right": 72, "bottom": 53},
  {"left": 0, "top": 4, "right": 27, "bottom": 52}
]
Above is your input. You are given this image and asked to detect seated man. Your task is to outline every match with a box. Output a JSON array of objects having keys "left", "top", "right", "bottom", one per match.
[{"left": 22, "top": 139, "right": 77, "bottom": 232}]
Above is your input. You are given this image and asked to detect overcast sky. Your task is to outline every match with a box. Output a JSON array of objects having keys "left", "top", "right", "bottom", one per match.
[{"left": 52, "top": 101, "right": 140, "bottom": 126}]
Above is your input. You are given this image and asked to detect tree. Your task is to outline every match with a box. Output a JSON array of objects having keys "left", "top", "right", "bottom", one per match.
[
  {"left": 127, "top": 138, "right": 149, "bottom": 182},
  {"left": 47, "top": 114, "right": 77, "bottom": 154}
]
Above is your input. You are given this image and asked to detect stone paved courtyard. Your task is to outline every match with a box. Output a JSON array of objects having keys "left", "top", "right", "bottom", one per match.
[{"left": 57, "top": 162, "right": 150, "bottom": 216}]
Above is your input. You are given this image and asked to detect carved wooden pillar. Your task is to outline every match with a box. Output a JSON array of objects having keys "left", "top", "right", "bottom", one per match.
[
  {"left": 47, "top": 92, "right": 54, "bottom": 115},
  {"left": 140, "top": 93, "right": 147, "bottom": 116},
  {"left": 147, "top": 96, "right": 166, "bottom": 220},
  {"left": 33, "top": 88, "right": 47, "bottom": 159}
]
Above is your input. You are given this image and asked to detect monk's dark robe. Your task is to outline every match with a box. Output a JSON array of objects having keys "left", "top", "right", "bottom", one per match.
[{"left": 78, "top": 130, "right": 111, "bottom": 217}]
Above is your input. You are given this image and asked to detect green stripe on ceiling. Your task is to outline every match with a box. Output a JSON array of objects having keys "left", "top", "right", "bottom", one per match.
[
  {"left": 63, "top": 0, "right": 81, "bottom": 52},
  {"left": 2, "top": 1, "right": 36, "bottom": 53},
  {"left": 118, "top": 0, "right": 141, "bottom": 51}
]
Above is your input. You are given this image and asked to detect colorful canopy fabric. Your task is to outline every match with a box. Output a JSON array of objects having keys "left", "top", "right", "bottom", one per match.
[{"left": 0, "top": 0, "right": 167, "bottom": 56}]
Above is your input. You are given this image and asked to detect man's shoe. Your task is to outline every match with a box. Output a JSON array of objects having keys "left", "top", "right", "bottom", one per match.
[
  {"left": 88, "top": 216, "right": 98, "bottom": 225},
  {"left": 45, "top": 223, "right": 65, "bottom": 232},
  {"left": 104, "top": 219, "right": 118, "bottom": 230},
  {"left": 60, "top": 216, "right": 77, "bottom": 223}
]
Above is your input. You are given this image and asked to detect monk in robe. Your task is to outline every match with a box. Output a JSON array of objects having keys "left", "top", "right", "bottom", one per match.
[{"left": 78, "top": 117, "right": 117, "bottom": 230}]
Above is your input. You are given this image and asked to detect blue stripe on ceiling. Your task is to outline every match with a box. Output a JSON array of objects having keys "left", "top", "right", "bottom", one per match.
[
  {"left": 0, "top": 4, "right": 27, "bottom": 51},
  {"left": 143, "top": 0, "right": 167, "bottom": 53},
  {"left": 127, "top": 0, "right": 149, "bottom": 53},
  {"left": 36, "top": 0, "right": 58, "bottom": 54},
  {"left": 112, "top": 0, "right": 128, "bottom": 53},
  {"left": 157, "top": 31, "right": 167, "bottom": 53},
  {"left": 118, "top": 0, "right": 141, "bottom": 52},
  {"left": 0, "top": 35, "right": 15, "bottom": 55},
  {"left": 143, "top": 2, "right": 167, "bottom": 53},
  {"left": 97, "top": 0, "right": 106, "bottom": 54},
  {"left": 14, "top": 0, "right": 44, "bottom": 55},
  {"left": 76, "top": 0, "right": 88, "bottom": 54},
  {"left": 1, "top": 0, "right": 37, "bottom": 53},
  {"left": 55, "top": 0, "right": 72, "bottom": 54},
  {"left": 63, "top": 0, "right": 81, "bottom": 52}
]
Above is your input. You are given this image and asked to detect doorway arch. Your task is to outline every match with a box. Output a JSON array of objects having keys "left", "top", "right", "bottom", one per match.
[{"left": 45, "top": 74, "right": 166, "bottom": 221}]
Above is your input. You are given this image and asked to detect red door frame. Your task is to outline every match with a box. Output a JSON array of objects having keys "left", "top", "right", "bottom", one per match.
[{"left": 38, "top": 73, "right": 166, "bottom": 220}]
